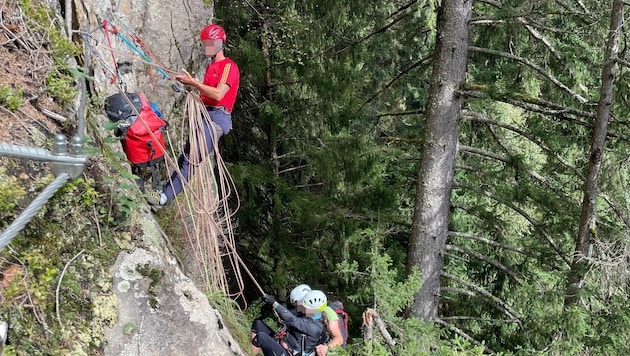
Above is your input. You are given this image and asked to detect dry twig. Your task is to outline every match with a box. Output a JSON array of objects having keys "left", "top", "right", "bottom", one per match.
[{"left": 55, "top": 250, "right": 84, "bottom": 327}]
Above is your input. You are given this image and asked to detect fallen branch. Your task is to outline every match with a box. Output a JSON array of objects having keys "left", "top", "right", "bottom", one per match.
[
  {"left": 362, "top": 308, "right": 396, "bottom": 346},
  {"left": 40, "top": 108, "right": 69, "bottom": 124},
  {"left": 56, "top": 250, "right": 84, "bottom": 327}
]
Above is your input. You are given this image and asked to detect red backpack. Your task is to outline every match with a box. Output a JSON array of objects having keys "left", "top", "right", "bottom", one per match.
[{"left": 105, "top": 92, "right": 168, "bottom": 191}]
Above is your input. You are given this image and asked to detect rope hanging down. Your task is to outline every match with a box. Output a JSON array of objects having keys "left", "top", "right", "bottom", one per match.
[{"left": 165, "top": 92, "right": 246, "bottom": 304}]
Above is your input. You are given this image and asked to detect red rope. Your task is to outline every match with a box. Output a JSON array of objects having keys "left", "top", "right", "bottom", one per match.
[{"left": 102, "top": 20, "right": 120, "bottom": 85}]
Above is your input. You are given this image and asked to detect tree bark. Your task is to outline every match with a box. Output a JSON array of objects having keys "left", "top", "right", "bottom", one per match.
[
  {"left": 564, "top": 0, "right": 623, "bottom": 307},
  {"left": 407, "top": 0, "right": 472, "bottom": 321}
]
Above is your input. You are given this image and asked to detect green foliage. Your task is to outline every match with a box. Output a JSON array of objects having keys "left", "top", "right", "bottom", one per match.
[
  {"left": 45, "top": 73, "right": 77, "bottom": 104},
  {"left": 213, "top": 0, "right": 630, "bottom": 354},
  {"left": 0, "top": 84, "right": 23, "bottom": 111},
  {"left": 0, "top": 159, "right": 137, "bottom": 354},
  {"left": 336, "top": 228, "right": 435, "bottom": 354},
  {"left": 0, "top": 167, "right": 27, "bottom": 218}
]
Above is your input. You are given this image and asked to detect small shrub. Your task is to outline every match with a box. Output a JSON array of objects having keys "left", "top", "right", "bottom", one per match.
[
  {"left": 0, "top": 84, "right": 23, "bottom": 111},
  {"left": 0, "top": 167, "right": 27, "bottom": 221}
]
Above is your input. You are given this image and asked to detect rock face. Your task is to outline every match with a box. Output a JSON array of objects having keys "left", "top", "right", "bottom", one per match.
[
  {"left": 75, "top": 0, "right": 213, "bottom": 113},
  {"left": 104, "top": 246, "right": 242, "bottom": 355},
  {"left": 70, "top": 1, "right": 245, "bottom": 354}
]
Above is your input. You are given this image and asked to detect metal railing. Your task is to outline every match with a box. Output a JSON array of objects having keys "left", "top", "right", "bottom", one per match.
[{"left": 0, "top": 134, "right": 87, "bottom": 250}]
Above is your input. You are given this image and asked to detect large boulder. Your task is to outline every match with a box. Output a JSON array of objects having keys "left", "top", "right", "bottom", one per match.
[{"left": 104, "top": 232, "right": 242, "bottom": 355}]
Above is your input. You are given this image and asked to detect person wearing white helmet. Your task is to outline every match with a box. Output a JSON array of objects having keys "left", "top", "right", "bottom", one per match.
[
  {"left": 289, "top": 285, "right": 344, "bottom": 355},
  {"left": 250, "top": 292, "right": 328, "bottom": 356},
  {"left": 290, "top": 284, "right": 311, "bottom": 307},
  {"left": 302, "top": 290, "right": 344, "bottom": 356}
]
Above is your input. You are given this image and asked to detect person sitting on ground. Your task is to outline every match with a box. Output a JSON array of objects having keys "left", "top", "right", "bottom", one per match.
[{"left": 251, "top": 290, "right": 329, "bottom": 356}]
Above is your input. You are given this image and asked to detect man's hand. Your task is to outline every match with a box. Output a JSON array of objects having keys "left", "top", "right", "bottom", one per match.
[
  {"left": 315, "top": 343, "right": 329, "bottom": 356},
  {"left": 175, "top": 69, "right": 197, "bottom": 87},
  {"left": 263, "top": 294, "right": 276, "bottom": 305}
]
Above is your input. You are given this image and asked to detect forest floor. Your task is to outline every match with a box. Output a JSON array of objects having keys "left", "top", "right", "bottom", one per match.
[{"left": 0, "top": 38, "right": 64, "bottom": 147}]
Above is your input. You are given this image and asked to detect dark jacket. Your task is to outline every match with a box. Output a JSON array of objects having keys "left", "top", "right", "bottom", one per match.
[{"left": 275, "top": 303, "right": 326, "bottom": 355}]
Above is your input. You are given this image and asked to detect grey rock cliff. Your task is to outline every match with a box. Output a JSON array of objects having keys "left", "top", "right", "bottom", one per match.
[{"left": 104, "top": 243, "right": 241, "bottom": 355}]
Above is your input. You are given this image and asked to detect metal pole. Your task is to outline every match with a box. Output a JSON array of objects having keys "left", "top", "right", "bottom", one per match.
[{"left": 0, "top": 142, "right": 85, "bottom": 165}]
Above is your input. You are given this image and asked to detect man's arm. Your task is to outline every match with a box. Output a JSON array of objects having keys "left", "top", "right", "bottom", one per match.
[
  {"left": 315, "top": 320, "right": 343, "bottom": 355},
  {"left": 194, "top": 81, "right": 230, "bottom": 101}
]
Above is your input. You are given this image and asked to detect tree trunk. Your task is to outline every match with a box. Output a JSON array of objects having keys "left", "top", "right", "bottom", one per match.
[
  {"left": 564, "top": 0, "right": 623, "bottom": 307},
  {"left": 407, "top": 0, "right": 472, "bottom": 321}
]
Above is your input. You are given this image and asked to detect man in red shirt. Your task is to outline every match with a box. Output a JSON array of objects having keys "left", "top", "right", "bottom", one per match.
[{"left": 149, "top": 24, "right": 240, "bottom": 208}]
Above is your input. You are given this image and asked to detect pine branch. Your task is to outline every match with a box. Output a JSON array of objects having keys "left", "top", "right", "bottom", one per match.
[
  {"left": 468, "top": 46, "right": 589, "bottom": 103},
  {"left": 475, "top": 0, "right": 503, "bottom": 8},
  {"left": 462, "top": 110, "right": 585, "bottom": 179},
  {"left": 330, "top": 0, "right": 418, "bottom": 56},
  {"left": 362, "top": 53, "right": 433, "bottom": 114},
  {"left": 483, "top": 119, "right": 583, "bottom": 202},
  {"left": 459, "top": 115, "right": 585, "bottom": 216},
  {"left": 461, "top": 83, "right": 595, "bottom": 119},
  {"left": 517, "top": 17, "right": 562, "bottom": 61},
  {"left": 457, "top": 143, "right": 582, "bottom": 202},
  {"left": 458, "top": 144, "right": 508, "bottom": 163},
  {"left": 454, "top": 182, "right": 572, "bottom": 266},
  {"left": 434, "top": 318, "right": 494, "bottom": 354},
  {"left": 556, "top": 0, "right": 590, "bottom": 15},
  {"left": 600, "top": 192, "right": 630, "bottom": 230},
  {"left": 376, "top": 109, "right": 425, "bottom": 118},
  {"left": 380, "top": 136, "right": 423, "bottom": 145},
  {"left": 441, "top": 316, "right": 516, "bottom": 323},
  {"left": 448, "top": 231, "right": 563, "bottom": 271},
  {"left": 440, "top": 272, "right": 523, "bottom": 327},
  {"left": 444, "top": 244, "right": 523, "bottom": 284},
  {"left": 615, "top": 57, "right": 630, "bottom": 69},
  {"left": 462, "top": 89, "right": 630, "bottom": 142}
]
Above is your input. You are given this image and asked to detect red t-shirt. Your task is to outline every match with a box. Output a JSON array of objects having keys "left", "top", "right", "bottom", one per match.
[{"left": 200, "top": 58, "right": 240, "bottom": 113}]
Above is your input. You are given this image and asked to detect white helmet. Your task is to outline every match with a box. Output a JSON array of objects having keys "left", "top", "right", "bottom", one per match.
[
  {"left": 290, "top": 284, "right": 311, "bottom": 305},
  {"left": 302, "top": 289, "right": 327, "bottom": 312}
]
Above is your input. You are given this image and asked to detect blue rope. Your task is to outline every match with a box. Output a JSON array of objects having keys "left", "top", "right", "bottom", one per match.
[{"left": 113, "top": 32, "right": 171, "bottom": 80}]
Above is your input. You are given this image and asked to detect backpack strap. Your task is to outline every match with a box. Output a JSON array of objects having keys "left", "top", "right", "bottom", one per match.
[{"left": 149, "top": 157, "right": 161, "bottom": 191}]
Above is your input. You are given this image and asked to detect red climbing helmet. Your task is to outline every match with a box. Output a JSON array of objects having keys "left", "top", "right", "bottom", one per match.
[{"left": 200, "top": 24, "right": 226, "bottom": 43}]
